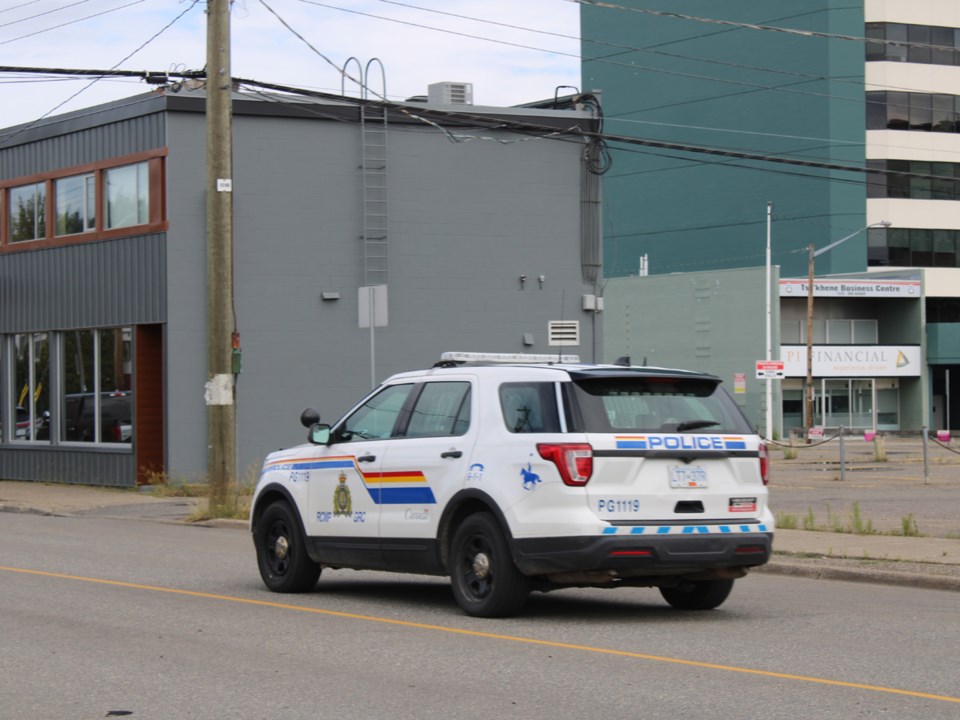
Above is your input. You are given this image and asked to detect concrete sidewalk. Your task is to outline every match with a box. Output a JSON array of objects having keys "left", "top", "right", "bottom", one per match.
[{"left": 2, "top": 478, "right": 958, "bottom": 592}]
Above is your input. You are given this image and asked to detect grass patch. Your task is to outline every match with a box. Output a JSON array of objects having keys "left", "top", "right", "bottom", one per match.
[
  {"left": 792, "top": 503, "right": 918, "bottom": 536},
  {"left": 143, "top": 466, "right": 255, "bottom": 521},
  {"left": 776, "top": 511, "right": 798, "bottom": 529},
  {"left": 899, "top": 513, "right": 921, "bottom": 537}
]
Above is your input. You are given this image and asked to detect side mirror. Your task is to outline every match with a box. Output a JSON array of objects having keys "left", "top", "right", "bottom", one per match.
[
  {"left": 308, "top": 423, "right": 331, "bottom": 445},
  {"left": 300, "top": 408, "right": 321, "bottom": 428}
]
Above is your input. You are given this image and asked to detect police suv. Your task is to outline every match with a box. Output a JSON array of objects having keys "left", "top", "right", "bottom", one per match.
[{"left": 250, "top": 352, "right": 773, "bottom": 617}]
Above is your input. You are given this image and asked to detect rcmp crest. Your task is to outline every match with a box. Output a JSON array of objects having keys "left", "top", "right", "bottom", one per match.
[{"left": 333, "top": 471, "right": 352, "bottom": 516}]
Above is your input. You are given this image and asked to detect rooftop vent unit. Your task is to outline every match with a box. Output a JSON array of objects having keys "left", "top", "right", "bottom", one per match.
[{"left": 428, "top": 81, "right": 473, "bottom": 106}]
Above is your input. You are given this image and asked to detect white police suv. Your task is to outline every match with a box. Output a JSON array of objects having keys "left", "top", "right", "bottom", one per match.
[{"left": 251, "top": 352, "right": 773, "bottom": 617}]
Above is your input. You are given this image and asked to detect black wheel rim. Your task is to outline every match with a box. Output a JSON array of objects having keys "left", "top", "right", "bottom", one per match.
[
  {"left": 458, "top": 533, "right": 493, "bottom": 601},
  {"left": 265, "top": 518, "right": 291, "bottom": 577}
]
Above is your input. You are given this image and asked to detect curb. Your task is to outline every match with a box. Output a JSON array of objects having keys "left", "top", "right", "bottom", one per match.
[{"left": 756, "top": 559, "right": 960, "bottom": 592}]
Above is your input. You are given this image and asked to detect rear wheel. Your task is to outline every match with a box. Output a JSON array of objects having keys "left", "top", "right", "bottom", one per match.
[
  {"left": 449, "top": 513, "right": 531, "bottom": 618},
  {"left": 255, "top": 501, "right": 321, "bottom": 593},
  {"left": 659, "top": 578, "right": 734, "bottom": 610}
]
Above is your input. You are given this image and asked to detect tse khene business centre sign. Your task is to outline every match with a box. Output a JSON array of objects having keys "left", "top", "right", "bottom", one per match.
[{"left": 781, "top": 346, "right": 921, "bottom": 377}]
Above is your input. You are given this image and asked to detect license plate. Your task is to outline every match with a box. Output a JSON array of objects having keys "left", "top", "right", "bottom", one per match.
[{"left": 669, "top": 466, "right": 708, "bottom": 488}]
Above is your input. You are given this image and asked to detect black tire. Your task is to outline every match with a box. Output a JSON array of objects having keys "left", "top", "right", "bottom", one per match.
[
  {"left": 255, "top": 501, "right": 321, "bottom": 593},
  {"left": 659, "top": 578, "right": 734, "bottom": 610},
  {"left": 448, "top": 513, "right": 531, "bottom": 618}
]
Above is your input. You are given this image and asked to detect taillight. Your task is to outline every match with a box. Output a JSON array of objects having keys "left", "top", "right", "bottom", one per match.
[
  {"left": 759, "top": 442, "right": 770, "bottom": 486},
  {"left": 537, "top": 443, "right": 593, "bottom": 486}
]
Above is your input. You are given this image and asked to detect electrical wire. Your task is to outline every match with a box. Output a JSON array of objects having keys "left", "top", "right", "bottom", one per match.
[
  {"left": 294, "top": 0, "right": 957, "bottom": 167},
  {"left": 570, "top": 0, "right": 960, "bottom": 53},
  {"left": 0, "top": 0, "right": 97, "bottom": 29},
  {"left": 0, "top": 0, "right": 149, "bottom": 45},
  {"left": 0, "top": 1, "right": 201, "bottom": 148}
]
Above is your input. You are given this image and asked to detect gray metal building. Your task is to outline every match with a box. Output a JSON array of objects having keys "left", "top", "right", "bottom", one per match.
[{"left": 0, "top": 87, "right": 602, "bottom": 486}]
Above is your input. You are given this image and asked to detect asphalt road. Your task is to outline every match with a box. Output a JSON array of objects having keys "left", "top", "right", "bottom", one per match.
[{"left": 1, "top": 513, "right": 958, "bottom": 720}]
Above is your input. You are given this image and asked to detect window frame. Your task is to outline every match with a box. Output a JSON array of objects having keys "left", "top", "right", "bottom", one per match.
[
  {"left": 54, "top": 173, "right": 97, "bottom": 237},
  {"left": 8, "top": 181, "right": 47, "bottom": 243},
  {"left": 0, "top": 149, "right": 167, "bottom": 252}
]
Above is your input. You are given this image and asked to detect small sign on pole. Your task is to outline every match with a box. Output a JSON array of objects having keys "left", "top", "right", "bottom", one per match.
[
  {"left": 733, "top": 372, "right": 746, "bottom": 394},
  {"left": 755, "top": 360, "right": 785, "bottom": 379}
]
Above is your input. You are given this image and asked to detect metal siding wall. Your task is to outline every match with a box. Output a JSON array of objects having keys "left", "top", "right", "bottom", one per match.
[
  {"left": 209, "top": 114, "right": 594, "bottom": 480},
  {"left": 0, "top": 234, "right": 166, "bottom": 332},
  {"left": 0, "top": 448, "right": 137, "bottom": 487},
  {"left": 1, "top": 114, "right": 165, "bottom": 178}
]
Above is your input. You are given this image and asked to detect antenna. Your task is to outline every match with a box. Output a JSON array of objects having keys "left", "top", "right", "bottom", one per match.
[{"left": 558, "top": 289, "right": 566, "bottom": 363}]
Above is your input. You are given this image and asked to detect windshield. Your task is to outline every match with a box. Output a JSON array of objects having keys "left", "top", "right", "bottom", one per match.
[{"left": 570, "top": 376, "right": 753, "bottom": 434}]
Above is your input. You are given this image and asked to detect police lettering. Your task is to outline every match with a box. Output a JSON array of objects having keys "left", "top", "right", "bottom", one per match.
[{"left": 645, "top": 435, "right": 725, "bottom": 450}]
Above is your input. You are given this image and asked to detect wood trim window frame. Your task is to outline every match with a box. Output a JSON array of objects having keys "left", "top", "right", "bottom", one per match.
[{"left": 0, "top": 148, "right": 168, "bottom": 252}]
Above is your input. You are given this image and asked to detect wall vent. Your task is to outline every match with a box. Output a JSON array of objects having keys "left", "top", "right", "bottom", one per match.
[
  {"left": 428, "top": 81, "right": 474, "bottom": 105},
  {"left": 549, "top": 320, "right": 580, "bottom": 347}
]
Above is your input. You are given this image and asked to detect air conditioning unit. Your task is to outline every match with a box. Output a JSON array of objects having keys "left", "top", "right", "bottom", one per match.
[{"left": 428, "top": 82, "right": 474, "bottom": 105}]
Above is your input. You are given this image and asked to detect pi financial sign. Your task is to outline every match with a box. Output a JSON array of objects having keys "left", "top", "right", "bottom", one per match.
[{"left": 780, "top": 346, "right": 921, "bottom": 377}]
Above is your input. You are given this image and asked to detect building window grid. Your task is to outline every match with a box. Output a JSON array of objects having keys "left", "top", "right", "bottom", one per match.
[
  {"left": 866, "top": 22, "right": 960, "bottom": 66},
  {"left": 0, "top": 152, "right": 164, "bottom": 249},
  {"left": 867, "top": 159, "right": 960, "bottom": 201},
  {"left": 867, "top": 92, "right": 960, "bottom": 134},
  {"left": 869, "top": 227, "right": 960, "bottom": 268},
  {"left": 780, "top": 319, "right": 878, "bottom": 345}
]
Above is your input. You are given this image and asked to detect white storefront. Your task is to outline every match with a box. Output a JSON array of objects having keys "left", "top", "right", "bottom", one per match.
[{"left": 778, "top": 277, "right": 923, "bottom": 432}]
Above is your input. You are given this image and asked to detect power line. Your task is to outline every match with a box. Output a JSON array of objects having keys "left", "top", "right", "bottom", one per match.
[
  {"left": 572, "top": 0, "right": 960, "bottom": 52},
  {"left": 0, "top": 0, "right": 148, "bottom": 45},
  {"left": 300, "top": 0, "right": 955, "bottom": 164},
  {"left": 0, "top": 0, "right": 97, "bottom": 30},
  {"left": 0, "top": 1, "right": 201, "bottom": 148}
]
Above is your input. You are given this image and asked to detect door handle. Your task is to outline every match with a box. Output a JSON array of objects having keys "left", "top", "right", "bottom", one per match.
[
  {"left": 358, "top": 454, "right": 376, "bottom": 463},
  {"left": 441, "top": 450, "right": 463, "bottom": 459}
]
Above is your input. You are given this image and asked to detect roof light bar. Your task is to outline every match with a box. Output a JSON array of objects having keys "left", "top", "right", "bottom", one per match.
[{"left": 440, "top": 351, "right": 581, "bottom": 364}]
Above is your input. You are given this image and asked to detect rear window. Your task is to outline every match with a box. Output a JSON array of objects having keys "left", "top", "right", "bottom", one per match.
[
  {"left": 499, "top": 382, "right": 561, "bottom": 433},
  {"left": 570, "top": 376, "right": 753, "bottom": 434}
]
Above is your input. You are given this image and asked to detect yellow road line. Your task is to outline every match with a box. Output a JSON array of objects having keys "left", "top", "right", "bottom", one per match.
[{"left": 3, "top": 564, "right": 958, "bottom": 705}]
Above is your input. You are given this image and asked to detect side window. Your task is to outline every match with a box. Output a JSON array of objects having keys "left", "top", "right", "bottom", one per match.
[
  {"left": 499, "top": 382, "right": 561, "bottom": 433},
  {"left": 9, "top": 182, "right": 46, "bottom": 242},
  {"left": 404, "top": 382, "right": 471, "bottom": 438},
  {"left": 104, "top": 162, "right": 149, "bottom": 229},
  {"left": 339, "top": 384, "right": 413, "bottom": 441}
]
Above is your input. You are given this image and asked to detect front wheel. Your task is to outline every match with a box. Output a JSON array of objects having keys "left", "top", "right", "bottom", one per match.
[
  {"left": 659, "top": 578, "right": 734, "bottom": 610},
  {"left": 255, "top": 501, "right": 321, "bottom": 593},
  {"left": 448, "top": 513, "right": 531, "bottom": 618}
]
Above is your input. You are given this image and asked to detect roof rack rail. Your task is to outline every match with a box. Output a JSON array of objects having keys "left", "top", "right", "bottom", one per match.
[{"left": 436, "top": 351, "right": 581, "bottom": 366}]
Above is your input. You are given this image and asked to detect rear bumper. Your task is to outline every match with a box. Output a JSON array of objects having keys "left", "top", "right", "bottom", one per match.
[{"left": 512, "top": 531, "right": 773, "bottom": 577}]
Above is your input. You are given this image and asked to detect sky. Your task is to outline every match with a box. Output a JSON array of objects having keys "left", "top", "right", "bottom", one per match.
[{"left": 0, "top": 0, "right": 582, "bottom": 129}]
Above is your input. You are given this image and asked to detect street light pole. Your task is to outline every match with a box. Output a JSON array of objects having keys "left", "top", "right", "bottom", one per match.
[
  {"left": 804, "top": 221, "right": 891, "bottom": 436},
  {"left": 765, "top": 202, "right": 773, "bottom": 439},
  {"left": 805, "top": 243, "right": 815, "bottom": 435}
]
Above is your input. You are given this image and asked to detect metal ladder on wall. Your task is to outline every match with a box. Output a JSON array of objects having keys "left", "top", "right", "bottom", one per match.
[{"left": 345, "top": 58, "right": 389, "bottom": 288}]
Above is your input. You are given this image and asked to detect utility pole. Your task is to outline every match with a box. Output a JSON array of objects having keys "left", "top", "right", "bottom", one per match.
[{"left": 205, "top": 0, "right": 234, "bottom": 512}]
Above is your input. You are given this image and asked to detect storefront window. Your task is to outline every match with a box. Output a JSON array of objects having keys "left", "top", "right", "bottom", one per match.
[
  {"left": 60, "top": 327, "right": 132, "bottom": 444},
  {"left": 877, "top": 388, "right": 900, "bottom": 430},
  {"left": 13, "top": 333, "right": 50, "bottom": 442}
]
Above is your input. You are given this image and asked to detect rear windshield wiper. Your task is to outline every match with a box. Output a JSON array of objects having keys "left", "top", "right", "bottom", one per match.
[{"left": 674, "top": 420, "right": 720, "bottom": 432}]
